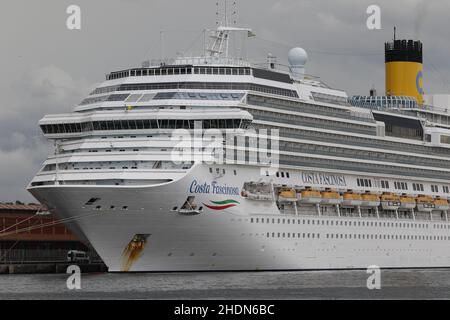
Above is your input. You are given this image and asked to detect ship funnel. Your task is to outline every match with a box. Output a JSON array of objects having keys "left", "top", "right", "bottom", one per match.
[
  {"left": 385, "top": 39, "right": 424, "bottom": 105},
  {"left": 288, "top": 47, "right": 308, "bottom": 79}
]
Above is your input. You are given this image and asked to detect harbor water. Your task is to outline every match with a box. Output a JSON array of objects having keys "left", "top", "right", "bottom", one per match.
[{"left": 0, "top": 269, "right": 450, "bottom": 299}]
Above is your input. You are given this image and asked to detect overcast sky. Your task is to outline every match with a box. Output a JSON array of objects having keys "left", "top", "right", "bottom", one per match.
[{"left": 1, "top": 0, "right": 450, "bottom": 202}]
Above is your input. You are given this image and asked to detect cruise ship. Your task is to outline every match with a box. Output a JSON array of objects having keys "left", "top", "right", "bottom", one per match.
[{"left": 28, "top": 20, "right": 450, "bottom": 271}]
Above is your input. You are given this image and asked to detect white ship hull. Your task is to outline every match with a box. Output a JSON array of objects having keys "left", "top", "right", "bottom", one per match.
[{"left": 29, "top": 164, "right": 450, "bottom": 272}]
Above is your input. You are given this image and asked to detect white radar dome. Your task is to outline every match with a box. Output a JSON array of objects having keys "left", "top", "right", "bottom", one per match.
[
  {"left": 288, "top": 47, "right": 308, "bottom": 67},
  {"left": 288, "top": 47, "right": 308, "bottom": 79}
]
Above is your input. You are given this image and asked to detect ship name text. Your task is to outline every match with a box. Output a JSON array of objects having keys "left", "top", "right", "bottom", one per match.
[
  {"left": 301, "top": 172, "right": 347, "bottom": 186},
  {"left": 189, "top": 180, "right": 240, "bottom": 195}
]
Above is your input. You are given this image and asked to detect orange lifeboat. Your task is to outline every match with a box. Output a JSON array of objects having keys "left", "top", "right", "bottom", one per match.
[
  {"left": 320, "top": 188, "right": 343, "bottom": 205},
  {"left": 399, "top": 194, "right": 416, "bottom": 209},
  {"left": 298, "top": 187, "right": 322, "bottom": 204},
  {"left": 380, "top": 192, "right": 400, "bottom": 210},
  {"left": 278, "top": 188, "right": 297, "bottom": 202},
  {"left": 342, "top": 190, "right": 362, "bottom": 206},
  {"left": 434, "top": 197, "right": 449, "bottom": 211},
  {"left": 361, "top": 191, "right": 380, "bottom": 207},
  {"left": 416, "top": 195, "right": 435, "bottom": 212}
]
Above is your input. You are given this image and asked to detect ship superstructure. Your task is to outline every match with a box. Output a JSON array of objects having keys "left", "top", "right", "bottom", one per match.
[{"left": 27, "top": 20, "right": 450, "bottom": 271}]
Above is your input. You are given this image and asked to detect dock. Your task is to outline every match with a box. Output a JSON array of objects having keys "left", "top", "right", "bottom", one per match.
[{"left": 0, "top": 262, "right": 107, "bottom": 274}]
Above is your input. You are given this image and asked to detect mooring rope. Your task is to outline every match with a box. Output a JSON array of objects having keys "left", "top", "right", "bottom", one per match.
[
  {"left": 0, "top": 214, "right": 37, "bottom": 234},
  {"left": 0, "top": 211, "right": 103, "bottom": 238}
]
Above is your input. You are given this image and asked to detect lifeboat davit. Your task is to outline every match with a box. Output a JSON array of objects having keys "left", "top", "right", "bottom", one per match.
[
  {"left": 380, "top": 192, "right": 400, "bottom": 210},
  {"left": 434, "top": 197, "right": 449, "bottom": 211},
  {"left": 241, "top": 182, "right": 273, "bottom": 201},
  {"left": 342, "top": 190, "right": 363, "bottom": 206},
  {"left": 298, "top": 187, "right": 322, "bottom": 204},
  {"left": 320, "top": 188, "right": 343, "bottom": 205},
  {"left": 416, "top": 195, "right": 435, "bottom": 212},
  {"left": 361, "top": 191, "right": 380, "bottom": 207},
  {"left": 277, "top": 188, "right": 297, "bottom": 202},
  {"left": 399, "top": 194, "right": 416, "bottom": 209}
]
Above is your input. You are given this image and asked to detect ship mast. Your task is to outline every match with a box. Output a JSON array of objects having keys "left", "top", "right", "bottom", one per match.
[{"left": 207, "top": 0, "right": 253, "bottom": 59}]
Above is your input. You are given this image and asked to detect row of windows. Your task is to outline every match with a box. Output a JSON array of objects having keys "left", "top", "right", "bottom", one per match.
[
  {"left": 311, "top": 92, "right": 349, "bottom": 106},
  {"left": 266, "top": 232, "right": 450, "bottom": 241},
  {"left": 42, "top": 160, "right": 183, "bottom": 172},
  {"left": 120, "top": 82, "right": 297, "bottom": 98},
  {"left": 106, "top": 67, "right": 195, "bottom": 80},
  {"left": 274, "top": 135, "right": 450, "bottom": 171},
  {"left": 192, "top": 67, "right": 251, "bottom": 76},
  {"left": 247, "top": 94, "right": 375, "bottom": 124},
  {"left": 247, "top": 108, "right": 375, "bottom": 136},
  {"left": 253, "top": 124, "right": 450, "bottom": 180},
  {"left": 40, "top": 119, "right": 246, "bottom": 134},
  {"left": 86, "top": 82, "right": 298, "bottom": 103},
  {"left": 380, "top": 180, "right": 390, "bottom": 189},
  {"left": 255, "top": 115, "right": 450, "bottom": 159},
  {"left": 349, "top": 95, "right": 418, "bottom": 109},
  {"left": 83, "top": 91, "right": 246, "bottom": 105},
  {"left": 413, "top": 183, "right": 425, "bottom": 192},
  {"left": 385, "top": 124, "right": 423, "bottom": 140},
  {"left": 153, "top": 92, "right": 244, "bottom": 101},
  {"left": 249, "top": 217, "right": 450, "bottom": 229},
  {"left": 247, "top": 93, "right": 450, "bottom": 160},
  {"left": 267, "top": 232, "right": 320, "bottom": 239},
  {"left": 394, "top": 181, "right": 408, "bottom": 190},
  {"left": 105, "top": 66, "right": 252, "bottom": 82},
  {"left": 357, "top": 178, "right": 372, "bottom": 188},
  {"left": 325, "top": 234, "right": 450, "bottom": 241},
  {"left": 275, "top": 137, "right": 450, "bottom": 171},
  {"left": 94, "top": 205, "right": 128, "bottom": 211},
  {"left": 275, "top": 171, "right": 290, "bottom": 178},
  {"left": 278, "top": 152, "right": 450, "bottom": 182}
]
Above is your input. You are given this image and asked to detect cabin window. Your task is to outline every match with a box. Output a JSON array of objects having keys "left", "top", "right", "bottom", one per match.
[{"left": 441, "top": 135, "right": 450, "bottom": 144}]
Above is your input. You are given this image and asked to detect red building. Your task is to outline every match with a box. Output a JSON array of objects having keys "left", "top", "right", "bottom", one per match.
[{"left": 0, "top": 203, "right": 98, "bottom": 263}]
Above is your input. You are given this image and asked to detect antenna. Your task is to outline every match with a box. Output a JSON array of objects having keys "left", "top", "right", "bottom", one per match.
[
  {"left": 207, "top": 0, "right": 252, "bottom": 59},
  {"left": 224, "top": 0, "right": 228, "bottom": 27},
  {"left": 394, "top": 26, "right": 396, "bottom": 41},
  {"left": 159, "top": 29, "right": 164, "bottom": 60},
  {"left": 232, "top": 1, "right": 237, "bottom": 25},
  {"left": 216, "top": 2, "right": 219, "bottom": 26},
  {"left": 216, "top": 0, "right": 236, "bottom": 27}
]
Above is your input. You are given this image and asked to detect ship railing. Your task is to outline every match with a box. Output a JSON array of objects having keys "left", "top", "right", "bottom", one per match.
[{"left": 150, "top": 56, "right": 252, "bottom": 67}]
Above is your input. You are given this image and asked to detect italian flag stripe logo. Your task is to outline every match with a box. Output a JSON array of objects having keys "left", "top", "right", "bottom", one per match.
[
  {"left": 210, "top": 199, "right": 240, "bottom": 205},
  {"left": 203, "top": 199, "right": 240, "bottom": 210}
]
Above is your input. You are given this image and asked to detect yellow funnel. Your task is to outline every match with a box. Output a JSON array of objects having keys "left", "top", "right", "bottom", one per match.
[{"left": 385, "top": 40, "right": 424, "bottom": 105}]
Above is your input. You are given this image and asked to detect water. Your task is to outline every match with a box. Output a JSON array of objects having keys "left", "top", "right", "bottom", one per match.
[{"left": 1, "top": 269, "right": 450, "bottom": 299}]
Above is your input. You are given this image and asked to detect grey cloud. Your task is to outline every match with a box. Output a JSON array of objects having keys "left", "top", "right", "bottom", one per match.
[{"left": 1, "top": 0, "right": 450, "bottom": 201}]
